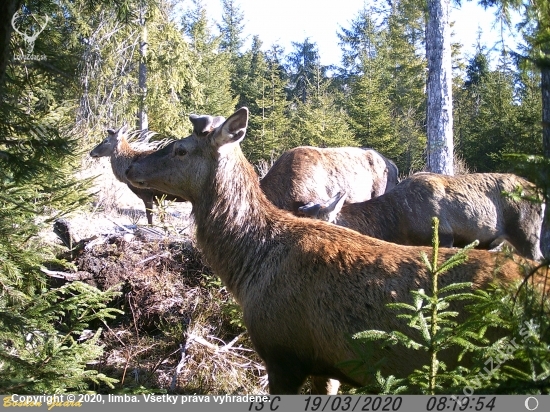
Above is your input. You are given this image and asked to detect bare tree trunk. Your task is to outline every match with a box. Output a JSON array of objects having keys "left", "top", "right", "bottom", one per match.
[
  {"left": 543, "top": 69, "right": 550, "bottom": 159},
  {"left": 0, "top": 0, "right": 21, "bottom": 86},
  {"left": 138, "top": 4, "right": 148, "bottom": 137},
  {"left": 426, "top": 0, "right": 454, "bottom": 175},
  {"left": 540, "top": 51, "right": 550, "bottom": 259}
]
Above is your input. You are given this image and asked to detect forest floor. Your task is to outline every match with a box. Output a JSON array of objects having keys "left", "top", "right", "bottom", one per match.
[{"left": 41, "top": 156, "right": 269, "bottom": 394}]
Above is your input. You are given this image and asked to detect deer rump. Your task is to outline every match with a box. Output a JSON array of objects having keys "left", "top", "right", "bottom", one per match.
[{"left": 260, "top": 146, "right": 398, "bottom": 214}]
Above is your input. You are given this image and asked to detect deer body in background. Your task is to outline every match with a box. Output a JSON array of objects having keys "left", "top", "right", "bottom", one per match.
[
  {"left": 299, "top": 172, "right": 544, "bottom": 260},
  {"left": 125, "top": 108, "right": 544, "bottom": 394},
  {"left": 260, "top": 146, "right": 398, "bottom": 214}
]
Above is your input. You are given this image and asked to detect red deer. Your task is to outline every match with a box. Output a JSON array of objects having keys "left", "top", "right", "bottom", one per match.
[
  {"left": 299, "top": 173, "right": 544, "bottom": 260},
  {"left": 125, "top": 108, "right": 545, "bottom": 394},
  {"left": 260, "top": 146, "right": 398, "bottom": 214},
  {"left": 89, "top": 117, "right": 223, "bottom": 224}
]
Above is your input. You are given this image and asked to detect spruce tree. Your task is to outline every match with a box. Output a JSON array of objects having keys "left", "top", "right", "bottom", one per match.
[
  {"left": 76, "top": 0, "right": 192, "bottom": 138},
  {"left": 240, "top": 42, "right": 291, "bottom": 164},
  {"left": 338, "top": 4, "right": 427, "bottom": 173},
  {"left": 236, "top": 36, "right": 270, "bottom": 158},
  {"left": 455, "top": 49, "right": 542, "bottom": 172},
  {"left": 233, "top": 36, "right": 268, "bottom": 125},
  {"left": 180, "top": 0, "right": 236, "bottom": 117},
  {"left": 217, "top": 0, "right": 246, "bottom": 122},
  {"left": 509, "top": 67, "right": 543, "bottom": 156},
  {"left": 286, "top": 38, "right": 326, "bottom": 104},
  {"left": 1, "top": 0, "right": 126, "bottom": 393},
  {"left": 339, "top": 8, "right": 400, "bottom": 161},
  {"left": 289, "top": 74, "right": 359, "bottom": 149},
  {"left": 383, "top": 0, "right": 427, "bottom": 172},
  {"left": 217, "top": 0, "right": 245, "bottom": 57}
]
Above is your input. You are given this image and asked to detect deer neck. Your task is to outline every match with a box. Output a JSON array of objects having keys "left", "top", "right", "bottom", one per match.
[
  {"left": 111, "top": 140, "right": 137, "bottom": 183},
  {"left": 340, "top": 198, "right": 398, "bottom": 242},
  {"left": 193, "top": 150, "right": 284, "bottom": 302}
]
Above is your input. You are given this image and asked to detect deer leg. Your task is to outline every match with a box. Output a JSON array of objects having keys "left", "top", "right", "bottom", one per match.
[
  {"left": 489, "top": 236, "right": 517, "bottom": 255},
  {"left": 144, "top": 199, "right": 154, "bottom": 225},
  {"left": 311, "top": 377, "right": 340, "bottom": 395},
  {"left": 265, "top": 359, "right": 309, "bottom": 394},
  {"left": 267, "top": 371, "right": 308, "bottom": 394},
  {"left": 439, "top": 234, "right": 454, "bottom": 248}
]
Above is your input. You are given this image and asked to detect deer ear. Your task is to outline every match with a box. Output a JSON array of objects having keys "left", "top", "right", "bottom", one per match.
[
  {"left": 299, "top": 192, "right": 347, "bottom": 222},
  {"left": 211, "top": 116, "right": 226, "bottom": 129},
  {"left": 189, "top": 114, "right": 217, "bottom": 136},
  {"left": 298, "top": 202, "right": 322, "bottom": 218},
  {"left": 116, "top": 124, "right": 129, "bottom": 135},
  {"left": 322, "top": 192, "right": 347, "bottom": 223},
  {"left": 212, "top": 107, "right": 248, "bottom": 148},
  {"left": 324, "top": 192, "right": 347, "bottom": 211}
]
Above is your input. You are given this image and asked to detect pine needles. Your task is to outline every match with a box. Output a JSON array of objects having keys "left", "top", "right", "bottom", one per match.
[{"left": 349, "top": 217, "right": 550, "bottom": 395}]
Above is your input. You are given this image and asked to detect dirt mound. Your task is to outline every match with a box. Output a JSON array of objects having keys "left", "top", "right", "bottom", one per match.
[
  {"left": 76, "top": 236, "right": 205, "bottom": 324},
  {"left": 50, "top": 218, "right": 267, "bottom": 394}
]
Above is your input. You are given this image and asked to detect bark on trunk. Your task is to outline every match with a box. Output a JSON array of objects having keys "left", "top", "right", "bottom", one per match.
[
  {"left": 542, "top": 63, "right": 550, "bottom": 159},
  {"left": 138, "top": 7, "right": 148, "bottom": 137},
  {"left": 0, "top": 0, "right": 22, "bottom": 87},
  {"left": 426, "top": 0, "right": 454, "bottom": 175},
  {"left": 540, "top": 52, "right": 550, "bottom": 259}
]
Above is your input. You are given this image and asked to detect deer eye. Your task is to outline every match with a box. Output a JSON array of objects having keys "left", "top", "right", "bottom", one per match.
[{"left": 174, "top": 147, "right": 187, "bottom": 156}]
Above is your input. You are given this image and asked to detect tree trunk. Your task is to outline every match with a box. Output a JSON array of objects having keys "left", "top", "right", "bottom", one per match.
[
  {"left": 426, "top": 0, "right": 454, "bottom": 175},
  {"left": 543, "top": 65, "right": 550, "bottom": 159},
  {"left": 540, "top": 50, "right": 550, "bottom": 259},
  {"left": 138, "top": 5, "right": 148, "bottom": 137},
  {"left": 0, "top": 0, "right": 22, "bottom": 86}
]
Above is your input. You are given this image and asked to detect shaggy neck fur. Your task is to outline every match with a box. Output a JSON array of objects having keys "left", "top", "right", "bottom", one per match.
[
  {"left": 110, "top": 138, "right": 137, "bottom": 183},
  {"left": 192, "top": 147, "right": 290, "bottom": 303}
]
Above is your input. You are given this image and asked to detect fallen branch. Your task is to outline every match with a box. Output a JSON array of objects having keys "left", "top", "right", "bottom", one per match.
[
  {"left": 137, "top": 251, "right": 171, "bottom": 266},
  {"left": 105, "top": 217, "right": 134, "bottom": 234},
  {"left": 40, "top": 267, "right": 93, "bottom": 281},
  {"left": 170, "top": 342, "right": 189, "bottom": 392},
  {"left": 187, "top": 333, "right": 252, "bottom": 354}
]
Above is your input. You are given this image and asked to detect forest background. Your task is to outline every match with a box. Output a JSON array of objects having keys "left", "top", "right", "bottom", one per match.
[{"left": 1, "top": 0, "right": 549, "bottom": 394}]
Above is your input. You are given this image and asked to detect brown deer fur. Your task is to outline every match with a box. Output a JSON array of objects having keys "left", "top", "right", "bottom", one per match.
[
  {"left": 299, "top": 173, "right": 544, "bottom": 260},
  {"left": 260, "top": 146, "right": 398, "bottom": 214},
  {"left": 126, "top": 108, "right": 546, "bottom": 394},
  {"left": 90, "top": 122, "right": 222, "bottom": 224}
]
